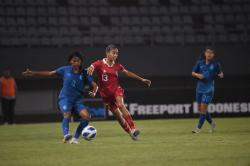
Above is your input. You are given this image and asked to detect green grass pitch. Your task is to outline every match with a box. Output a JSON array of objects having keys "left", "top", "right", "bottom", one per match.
[{"left": 0, "top": 118, "right": 250, "bottom": 166}]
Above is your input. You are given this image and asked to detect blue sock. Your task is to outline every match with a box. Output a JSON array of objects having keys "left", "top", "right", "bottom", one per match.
[
  {"left": 197, "top": 113, "right": 206, "bottom": 129},
  {"left": 74, "top": 119, "right": 89, "bottom": 139},
  {"left": 206, "top": 112, "right": 212, "bottom": 124},
  {"left": 62, "top": 117, "right": 70, "bottom": 136}
]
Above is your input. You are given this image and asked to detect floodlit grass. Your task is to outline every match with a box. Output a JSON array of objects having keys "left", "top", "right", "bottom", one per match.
[{"left": 0, "top": 118, "right": 250, "bottom": 166}]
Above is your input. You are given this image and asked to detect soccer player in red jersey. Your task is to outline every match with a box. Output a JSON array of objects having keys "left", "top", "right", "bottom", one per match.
[{"left": 87, "top": 44, "right": 151, "bottom": 140}]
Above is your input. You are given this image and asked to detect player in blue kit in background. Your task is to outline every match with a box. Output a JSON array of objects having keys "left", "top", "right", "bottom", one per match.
[
  {"left": 191, "top": 47, "right": 224, "bottom": 133},
  {"left": 22, "top": 52, "right": 98, "bottom": 144}
]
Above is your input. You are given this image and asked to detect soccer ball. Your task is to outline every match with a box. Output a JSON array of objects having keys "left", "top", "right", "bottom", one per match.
[{"left": 82, "top": 125, "right": 97, "bottom": 141}]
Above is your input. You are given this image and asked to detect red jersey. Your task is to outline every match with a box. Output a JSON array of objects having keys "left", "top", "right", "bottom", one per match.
[{"left": 91, "top": 58, "right": 126, "bottom": 98}]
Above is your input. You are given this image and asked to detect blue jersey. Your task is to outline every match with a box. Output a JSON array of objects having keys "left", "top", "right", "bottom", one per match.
[
  {"left": 56, "top": 66, "right": 93, "bottom": 100},
  {"left": 192, "top": 60, "right": 222, "bottom": 93}
]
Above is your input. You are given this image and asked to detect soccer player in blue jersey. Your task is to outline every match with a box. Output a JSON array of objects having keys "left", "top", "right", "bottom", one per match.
[
  {"left": 22, "top": 52, "right": 98, "bottom": 144},
  {"left": 191, "top": 47, "right": 224, "bottom": 133}
]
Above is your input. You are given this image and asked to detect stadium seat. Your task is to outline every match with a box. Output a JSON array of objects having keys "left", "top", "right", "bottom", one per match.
[
  {"left": 37, "top": 7, "right": 47, "bottom": 16},
  {"left": 38, "top": 26, "right": 48, "bottom": 36},
  {"left": 161, "top": 16, "right": 171, "bottom": 24},
  {"left": 131, "top": 16, "right": 140, "bottom": 25},
  {"left": 16, "top": 7, "right": 26, "bottom": 16},
  {"left": 79, "top": 17, "right": 89, "bottom": 25},
  {"left": 26, "top": 7, "right": 37, "bottom": 16},
  {"left": 164, "top": 35, "right": 175, "bottom": 44},
  {"left": 128, "top": 6, "right": 139, "bottom": 15},
  {"left": 37, "top": 17, "right": 47, "bottom": 25},
  {"left": 179, "top": 6, "right": 189, "bottom": 14},
  {"left": 0, "top": 0, "right": 249, "bottom": 47},
  {"left": 69, "top": 16, "right": 79, "bottom": 25},
  {"left": 83, "top": 36, "right": 92, "bottom": 46},
  {"left": 131, "top": 26, "right": 141, "bottom": 34},
  {"left": 41, "top": 37, "right": 51, "bottom": 46}
]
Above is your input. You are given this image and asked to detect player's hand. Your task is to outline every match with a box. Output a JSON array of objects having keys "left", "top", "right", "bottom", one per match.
[
  {"left": 196, "top": 73, "right": 204, "bottom": 80},
  {"left": 87, "top": 66, "right": 94, "bottom": 75},
  {"left": 22, "top": 68, "right": 33, "bottom": 76},
  {"left": 142, "top": 79, "right": 151, "bottom": 87},
  {"left": 218, "top": 72, "right": 224, "bottom": 78},
  {"left": 89, "top": 91, "right": 96, "bottom": 98}
]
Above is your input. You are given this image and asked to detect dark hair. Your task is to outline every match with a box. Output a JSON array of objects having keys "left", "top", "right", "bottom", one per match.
[
  {"left": 199, "top": 46, "right": 215, "bottom": 60},
  {"left": 106, "top": 44, "right": 117, "bottom": 52},
  {"left": 68, "top": 51, "right": 83, "bottom": 62},
  {"left": 205, "top": 46, "right": 215, "bottom": 52}
]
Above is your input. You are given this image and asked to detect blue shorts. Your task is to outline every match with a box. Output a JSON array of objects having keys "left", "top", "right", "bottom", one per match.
[
  {"left": 196, "top": 91, "right": 214, "bottom": 104},
  {"left": 58, "top": 97, "right": 87, "bottom": 114}
]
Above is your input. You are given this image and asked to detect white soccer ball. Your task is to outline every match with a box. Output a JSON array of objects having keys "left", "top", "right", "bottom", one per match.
[{"left": 82, "top": 125, "right": 97, "bottom": 141}]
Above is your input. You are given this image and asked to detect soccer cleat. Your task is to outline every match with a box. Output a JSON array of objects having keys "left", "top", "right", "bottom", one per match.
[
  {"left": 192, "top": 128, "right": 201, "bottom": 134},
  {"left": 209, "top": 121, "right": 216, "bottom": 133},
  {"left": 130, "top": 129, "right": 140, "bottom": 141},
  {"left": 69, "top": 138, "right": 80, "bottom": 144},
  {"left": 62, "top": 134, "right": 72, "bottom": 143}
]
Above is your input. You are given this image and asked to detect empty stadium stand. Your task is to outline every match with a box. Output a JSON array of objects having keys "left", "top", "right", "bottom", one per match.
[{"left": 0, "top": 0, "right": 249, "bottom": 47}]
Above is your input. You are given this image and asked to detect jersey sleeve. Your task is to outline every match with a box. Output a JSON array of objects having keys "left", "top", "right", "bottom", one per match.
[
  {"left": 91, "top": 60, "right": 101, "bottom": 70},
  {"left": 215, "top": 62, "right": 223, "bottom": 74},
  {"left": 55, "top": 66, "right": 65, "bottom": 76},
  {"left": 82, "top": 70, "right": 94, "bottom": 85},
  {"left": 192, "top": 61, "right": 200, "bottom": 73},
  {"left": 86, "top": 75, "right": 94, "bottom": 85},
  {"left": 118, "top": 63, "right": 127, "bottom": 72}
]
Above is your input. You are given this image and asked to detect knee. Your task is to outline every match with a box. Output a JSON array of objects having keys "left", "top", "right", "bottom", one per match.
[
  {"left": 116, "top": 102, "right": 125, "bottom": 109},
  {"left": 63, "top": 112, "right": 71, "bottom": 118},
  {"left": 199, "top": 107, "right": 207, "bottom": 114},
  {"left": 79, "top": 111, "right": 90, "bottom": 121},
  {"left": 113, "top": 110, "right": 122, "bottom": 118}
]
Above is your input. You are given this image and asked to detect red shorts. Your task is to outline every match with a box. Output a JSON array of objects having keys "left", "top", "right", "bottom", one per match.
[{"left": 101, "top": 86, "right": 124, "bottom": 113}]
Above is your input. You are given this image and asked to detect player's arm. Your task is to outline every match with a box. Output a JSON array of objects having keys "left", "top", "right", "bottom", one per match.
[
  {"left": 85, "top": 72, "right": 99, "bottom": 97},
  {"left": 217, "top": 62, "right": 224, "bottom": 79},
  {"left": 192, "top": 72, "right": 204, "bottom": 80},
  {"left": 87, "top": 65, "right": 94, "bottom": 76},
  {"left": 122, "top": 70, "right": 151, "bottom": 87},
  {"left": 22, "top": 68, "right": 56, "bottom": 77},
  {"left": 218, "top": 72, "right": 224, "bottom": 78},
  {"left": 191, "top": 61, "right": 204, "bottom": 80},
  {"left": 89, "top": 81, "right": 99, "bottom": 98},
  {"left": 87, "top": 60, "right": 100, "bottom": 76}
]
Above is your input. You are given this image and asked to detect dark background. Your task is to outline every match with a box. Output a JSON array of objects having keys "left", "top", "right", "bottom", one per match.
[{"left": 0, "top": 45, "right": 249, "bottom": 77}]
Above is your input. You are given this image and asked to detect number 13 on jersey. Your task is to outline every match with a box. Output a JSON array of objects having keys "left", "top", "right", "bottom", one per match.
[{"left": 102, "top": 73, "right": 108, "bottom": 81}]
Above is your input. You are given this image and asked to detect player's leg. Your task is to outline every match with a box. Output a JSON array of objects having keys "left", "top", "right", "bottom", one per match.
[
  {"left": 114, "top": 87, "right": 136, "bottom": 130},
  {"left": 70, "top": 102, "right": 90, "bottom": 144},
  {"left": 58, "top": 99, "right": 73, "bottom": 142},
  {"left": 205, "top": 91, "right": 216, "bottom": 132},
  {"left": 71, "top": 110, "right": 90, "bottom": 144},
  {"left": 193, "top": 92, "right": 205, "bottom": 133},
  {"left": 8, "top": 99, "right": 15, "bottom": 124},
  {"left": 193, "top": 92, "right": 215, "bottom": 133},
  {"left": 115, "top": 96, "right": 135, "bottom": 130},
  {"left": 103, "top": 96, "right": 131, "bottom": 134},
  {"left": 198, "top": 103, "right": 207, "bottom": 128},
  {"left": 115, "top": 96, "right": 140, "bottom": 140},
  {"left": 111, "top": 107, "right": 131, "bottom": 134},
  {"left": 62, "top": 111, "right": 72, "bottom": 142}
]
